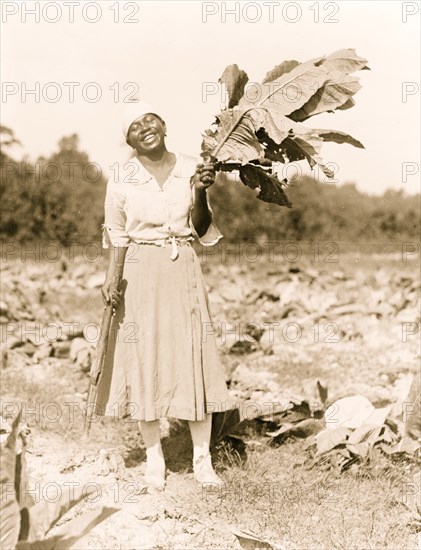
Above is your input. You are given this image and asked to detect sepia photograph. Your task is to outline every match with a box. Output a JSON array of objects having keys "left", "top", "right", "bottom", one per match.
[{"left": 1, "top": 1, "right": 420, "bottom": 548}]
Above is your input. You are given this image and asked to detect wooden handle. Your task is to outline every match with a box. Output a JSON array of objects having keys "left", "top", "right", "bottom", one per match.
[{"left": 88, "top": 262, "right": 125, "bottom": 385}]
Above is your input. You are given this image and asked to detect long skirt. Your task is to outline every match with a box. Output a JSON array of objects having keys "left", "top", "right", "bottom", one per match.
[{"left": 94, "top": 241, "right": 230, "bottom": 421}]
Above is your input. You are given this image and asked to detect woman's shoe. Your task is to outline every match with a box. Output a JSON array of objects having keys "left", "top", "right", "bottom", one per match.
[
  {"left": 144, "top": 471, "right": 166, "bottom": 491},
  {"left": 193, "top": 452, "right": 223, "bottom": 485},
  {"left": 144, "top": 449, "right": 166, "bottom": 491}
]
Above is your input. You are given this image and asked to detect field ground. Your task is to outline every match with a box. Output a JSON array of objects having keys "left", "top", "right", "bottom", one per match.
[{"left": 1, "top": 244, "right": 420, "bottom": 549}]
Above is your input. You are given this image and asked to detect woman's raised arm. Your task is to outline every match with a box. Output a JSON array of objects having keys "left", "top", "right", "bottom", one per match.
[{"left": 190, "top": 162, "right": 216, "bottom": 237}]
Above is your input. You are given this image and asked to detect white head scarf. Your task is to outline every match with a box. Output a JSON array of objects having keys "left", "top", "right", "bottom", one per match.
[{"left": 122, "top": 100, "right": 164, "bottom": 139}]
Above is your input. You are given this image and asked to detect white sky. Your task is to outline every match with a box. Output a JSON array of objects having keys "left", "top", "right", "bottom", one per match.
[{"left": 1, "top": 0, "right": 420, "bottom": 194}]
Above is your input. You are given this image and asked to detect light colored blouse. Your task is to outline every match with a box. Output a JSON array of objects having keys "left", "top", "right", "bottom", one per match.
[{"left": 102, "top": 152, "right": 222, "bottom": 255}]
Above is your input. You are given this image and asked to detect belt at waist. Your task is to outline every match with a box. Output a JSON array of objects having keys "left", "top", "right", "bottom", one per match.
[{"left": 130, "top": 235, "right": 193, "bottom": 261}]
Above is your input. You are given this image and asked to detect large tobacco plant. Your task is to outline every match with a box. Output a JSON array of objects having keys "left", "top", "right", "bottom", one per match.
[{"left": 201, "top": 49, "right": 369, "bottom": 207}]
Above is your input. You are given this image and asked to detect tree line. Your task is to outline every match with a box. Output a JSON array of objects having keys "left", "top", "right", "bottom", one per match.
[{"left": 1, "top": 128, "right": 419, "bottom": 246}]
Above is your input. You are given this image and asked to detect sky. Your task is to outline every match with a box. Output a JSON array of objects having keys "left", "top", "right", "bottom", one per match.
[{"left": 1, "top": 0, "right": 420, "bottom": 194}]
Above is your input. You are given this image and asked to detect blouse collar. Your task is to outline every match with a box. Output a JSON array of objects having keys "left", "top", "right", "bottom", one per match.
[{"left": 131, "top": 152, "right": 184, "bottom": 185}]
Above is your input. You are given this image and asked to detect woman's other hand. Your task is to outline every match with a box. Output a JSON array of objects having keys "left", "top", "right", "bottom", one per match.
[
  {"left": 193, "top": 162, "right": 216, "bottom": 191},
  {"left": 101, "top": 280, "right": 123, "bottom": 310}
]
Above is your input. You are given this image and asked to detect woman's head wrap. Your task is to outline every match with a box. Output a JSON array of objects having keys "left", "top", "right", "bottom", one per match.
[{"left": 122, "top": 100, "right": 164, "bottom": 139}]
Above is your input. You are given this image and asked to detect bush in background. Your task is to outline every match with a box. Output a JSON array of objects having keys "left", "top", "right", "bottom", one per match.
[{"left": 1, "top": 127, "right": 419, "bottom": 246}]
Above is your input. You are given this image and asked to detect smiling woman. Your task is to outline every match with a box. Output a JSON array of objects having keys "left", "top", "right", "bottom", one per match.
[
  {"left": 125, "top": 110, "right": 179, "bottom": 187},
  {"left": 93, "top": 100, "right": 231, "bottom": 491}
]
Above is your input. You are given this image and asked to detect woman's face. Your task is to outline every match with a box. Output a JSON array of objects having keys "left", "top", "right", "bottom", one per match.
[{"left": 127, "top": 113, "right": 166, "bottom": 154}]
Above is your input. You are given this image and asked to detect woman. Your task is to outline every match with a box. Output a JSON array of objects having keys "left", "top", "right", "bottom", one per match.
[{"left": 96, "top": 101, "right": 230, "bottom": 490}]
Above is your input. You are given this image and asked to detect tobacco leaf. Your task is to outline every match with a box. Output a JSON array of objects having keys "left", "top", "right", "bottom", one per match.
[
  {"left": 228, "top": 526, "right": 277, "bottom": 549},
  {"left": 289, "top": 74, "right": 361, "bottom": 122},
  {"left": 238, "top": 56, "right": 330, "bottom": 116},
  {"left": 202, "top": 109, "right": 265, "bottom": 162},
  {"left": 0, "top": 412, "right": 21, "bottom": 550},
  {"left": 317, "top": 381, "right": 328, "bottom": 405},
  {"left": 19, "top": 485, "right": 98, "bottom": 542},
  {"left": 219, "top": 64, "right": 249, "bottom": 109},
  {"left": 312, "top": 129, "right": 365, "bottom": 148},
  {"left": 262, "top": 60, "right": 300, "bottom": 84},
  {"left": 322, "top": 48, "right": 370, "bottom": 73},
  {"left": 16, "top": 508, "right": 119, "bottom": 550},
  {"left": 201, "top": 49, "right": 368, "bottom": 204},
  {"left": 280, "top": 136, "right": 335, "bottom": 178},
  {"left": 239, "top": 164, "right": 292, "bottom": 208},
  {"left": 315, "top": 427, "right": 352, "bottom": 455}
]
